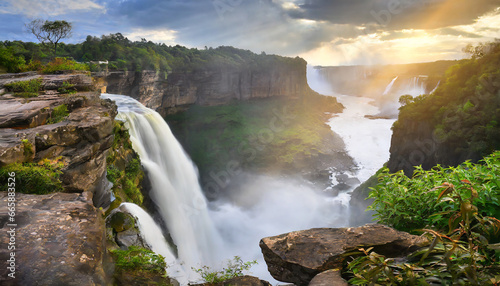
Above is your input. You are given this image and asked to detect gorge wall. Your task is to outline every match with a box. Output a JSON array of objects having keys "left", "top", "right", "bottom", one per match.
[{"left": 95, "top": 57, "right": 313, "bottom": 116}]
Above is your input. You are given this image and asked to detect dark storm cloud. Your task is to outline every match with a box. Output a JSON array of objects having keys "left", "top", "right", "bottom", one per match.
[{"left": 289, "top": 0, "right": 500, "bottom": 30}]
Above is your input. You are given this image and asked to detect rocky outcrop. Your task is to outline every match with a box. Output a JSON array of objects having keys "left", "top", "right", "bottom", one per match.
[
  {"left": 259, "top": 224, "right": 428, "bottom": 286},
  {"left": 309, "top": 269, "right": 347, "bottom": 286},
  {"left": 95, "top": 58, "right": 314, "bottom": 116},
  {"left": 0, "top": 192, "right": 106, "bottom": 286},
  {"left": 191, "top": 276, "right": 271, "bottom": 286},
  {"left": 0, "top": 91, "right": 116, "bottom": 198},
  {"left": 0, "top": 73, "right": 120, "bottom": 285},
  {"left": 106, "top": 210, "right": 146, "bottom": 250}
]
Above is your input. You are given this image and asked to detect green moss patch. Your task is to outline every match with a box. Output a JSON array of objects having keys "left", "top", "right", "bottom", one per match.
[
  {"left": 47, "top": 104, "right": 69, "bottom": 124},
  {"left": 4, "top": 78, "right": 43, "bottom": 98},
  {"left": 0, "top": 158, "right": 65, "bottom": 194}
]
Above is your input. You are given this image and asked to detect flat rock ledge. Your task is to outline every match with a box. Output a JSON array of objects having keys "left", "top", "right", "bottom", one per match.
[{"left": 259, "top": 224, "right": 428, "bottom": 286}]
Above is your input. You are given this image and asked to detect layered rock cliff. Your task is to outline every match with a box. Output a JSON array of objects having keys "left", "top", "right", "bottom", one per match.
[{"left": 95, "top": 57, "right": 313, "bottom": 116}]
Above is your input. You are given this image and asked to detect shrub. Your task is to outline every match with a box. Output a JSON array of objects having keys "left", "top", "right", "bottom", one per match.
[
  {"left": 368, "top": 151, "right": 500, "bottom": 233},
  {"left": 347, "top": 178, "right": 500, "bottom": 285},
  {"left": 57, "top": 81, "right": 76, "bottom": 94},
  {"left": 192, "top": 256, "right": 257, "bottom": 285},
  {"left": 4, "top": 78, "right": 43, "bottom": 98},
  {"left": 47, "top": 104, "right": 69, "bottom": 124},
  {"left": 0, "top": 159, "right": 65, "bottom": 194},
  {"left": 41, "top": 57, "right": 89, "bottom": 74},
  {"left": 110, "top": 246, "right": 166, "bottom": 274}
]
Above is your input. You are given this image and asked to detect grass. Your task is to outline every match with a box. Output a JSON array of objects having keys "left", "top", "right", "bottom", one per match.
[
  {"left": 4, "top": 78, "right": 43, "bottom": 98},
  {"left": 0, "top": 158, "right": 65, "bottom": 194}
]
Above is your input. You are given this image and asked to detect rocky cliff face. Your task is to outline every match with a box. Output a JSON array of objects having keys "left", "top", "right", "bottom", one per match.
[
  {"left": 0, "top": 74, "right": 116, "bottom": 285},
  {"left": 96, "top": 60, "right": 312, "bottom": 116},
  {"left": 386, "top": 118, "right": 482, "bottom": 176}
]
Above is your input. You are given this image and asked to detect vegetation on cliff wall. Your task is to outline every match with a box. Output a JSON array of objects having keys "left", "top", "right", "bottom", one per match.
[
  {"left": 1, "top": 34, "right": 305, "bottom": 74},
  {"left": 390, "top": 41, "right": 500, "bottom": 174},
  {"left": 106, "top": 121, "right": 144, "bottom": 211}
]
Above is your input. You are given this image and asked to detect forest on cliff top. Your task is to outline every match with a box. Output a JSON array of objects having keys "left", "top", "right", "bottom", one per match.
[{"left": 0, "top": 33, "right": 305, "bottom": 74}]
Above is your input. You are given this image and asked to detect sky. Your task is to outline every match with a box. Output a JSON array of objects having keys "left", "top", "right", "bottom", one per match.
[{"left": 0, "top": 0, "right": 499, "bottom": 66}]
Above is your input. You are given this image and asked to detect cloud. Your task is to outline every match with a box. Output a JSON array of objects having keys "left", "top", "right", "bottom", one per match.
[
  {"left": 0, "top": 0, "right": 105, "bottom": 17},
  {"left": 289, "top": 0, "right": 500, "bottom": 30},
  {"left": 125, "top": 28, "right": 177, "bottom": 45}
]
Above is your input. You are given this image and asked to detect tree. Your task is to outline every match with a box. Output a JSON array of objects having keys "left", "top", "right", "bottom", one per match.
[{"left": 26, "top": 19, "right": 72, "bottom": 59}]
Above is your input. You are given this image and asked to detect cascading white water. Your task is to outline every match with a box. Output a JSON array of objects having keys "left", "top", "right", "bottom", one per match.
[
  {"left": 102, "top": 92, "right": 353, "bottom": 285},
  {"left": 383, "top": 76, "right": 398, "bottom": 95},
  {"left": 101, "top": 94, "right": 222, "bottom": 282},
  {"left": 118, "top": 202, "right": 188, "bottom": 284},
  {"left": 398, "top": 76, "right": 427, "bottom": 97}
]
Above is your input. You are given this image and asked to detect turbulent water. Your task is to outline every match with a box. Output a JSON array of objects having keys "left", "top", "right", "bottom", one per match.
[
  {"left": 102, "top": 92, "right": 355, "bottom": 284},
  {"left": 307, "top": 66, "right": 396, "bottom": 186}
]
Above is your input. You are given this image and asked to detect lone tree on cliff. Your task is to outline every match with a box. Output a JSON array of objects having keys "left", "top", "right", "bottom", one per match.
[{"left": 26, "top": 19, "right": 72, "bottom": 59}]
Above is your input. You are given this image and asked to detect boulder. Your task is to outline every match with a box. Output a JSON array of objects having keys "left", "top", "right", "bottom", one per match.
[
  {"left": 259, "top": 224, "right": 428, "bottom": 286},
  {"left": 0, "top": 192, "right": 106, "bottom": 286},
  {"left": 308, "top": 269, "right": 347, "bottom": 286},
  {"left": 223, "top": 275, "right": 272, "bottom": 286},
  {"left": 190, "top": 275, "right": 271, "bottom": 286}
]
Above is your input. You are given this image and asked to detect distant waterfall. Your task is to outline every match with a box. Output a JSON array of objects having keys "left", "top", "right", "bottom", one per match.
[
  {"left": 383, "top": 76, "right": 398, "bottom": 95},
  {"left": 119, "top": 202, "right": 188, "bottom": 283},
  {"left": 101, "top": 94, "right": 221, "bottom": 277},
  {"left": 399, "top": 76, "right": 426, "bottom": 97}
]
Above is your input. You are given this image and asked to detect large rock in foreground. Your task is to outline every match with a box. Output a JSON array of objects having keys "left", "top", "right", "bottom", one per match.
[
  {"left": 0, "top": 192, "right": 106, "bottom": 286},
  {"left": 259, "top": 224, "right": 428, "bottom": 286}
]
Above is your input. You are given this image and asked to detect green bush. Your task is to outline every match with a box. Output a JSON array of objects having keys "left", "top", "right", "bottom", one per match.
[
  {"left": 110, "top": 246, "right": 166, "bottom": 274},
  {"left": 0, "top": 159, "right": 65, "bottom": 194},
  {"left": 192, "top": 256, "right": 257, "bottom": 285},
  {"left": 41, "top": 57, "right": 89, "bottom": 74},
  {"left": 4, "top": 78, "right": 42, "bottom": 98},
  {"left": 368, "top": 151, "right": 500, "bottom": 233},
  {"left": 57, "top": 81, "right": 76, "bottom": 94},
  {"left": 47, "top": 104, "right": 69, "bottom": 124},
  {"left": 348, "top": 168, "right": 500, "bottom": 285}
]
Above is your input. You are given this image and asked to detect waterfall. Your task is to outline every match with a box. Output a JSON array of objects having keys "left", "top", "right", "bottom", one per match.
[
  {"left": 399, "top": 76, "right": 427, "bottom": 97},
  {"left": 306, "top": 65, "right": 333, "bottom": 95},
  {"left": 383, "top": 76, "right": 398, "bottom": 95},
  {"left": 101, "top": 94, "right": 221, "bottom": 278},
  {"left": 430, "top": 80, "right": 440, "bottom": 94},
  {"left": 118, "top": 202, "right": 188, "bottom": 284}
]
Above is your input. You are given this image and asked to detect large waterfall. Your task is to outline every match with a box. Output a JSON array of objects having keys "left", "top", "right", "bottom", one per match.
[
  {"left": 102, "top": 93, "right": 355, "bottom": 284},
  {"left": 101, "top": 94, "right": 222, "bottom": 281}
]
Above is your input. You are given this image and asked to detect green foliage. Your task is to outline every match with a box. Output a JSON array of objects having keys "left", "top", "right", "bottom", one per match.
[
  {"left": 106, "top": 120, "right": 144, "bottom": 207},
  {"left": 395, "top": 41, "right": 500, "bottom": 160},
  {"left": 368, "top": 151, "right": 500, "bottom": 233},
  {"left": 41, "top": 57, "right": 88, "bottom": 74},
  {"left": 0, "top": 44, "right": 26, "bottom": 73},
  {"left": 47, "top": 104, "right": 69, "bottom": 124},
  {"left": 21, "top": 139, "right": 33, "bottom": 157},
  {"left": 348, "top": 174, "right": 500, "bottom": 285},
  {"left": 4, "top": 78, "right": 42, "bottom": 98},
  {"left": 192, "top": 256, "right": 257, "bottom": 285},
  {"left": 110, "top": 246, "right": 166, "bottom": 274},
  {"left": 0, "top": 159, "right": 65, "bottom": 194},
  {"left": 57, "top": 81, "right": 76, "bottom": 94}
]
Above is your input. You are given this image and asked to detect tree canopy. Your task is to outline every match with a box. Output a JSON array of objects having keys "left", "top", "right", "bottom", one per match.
[{"left": 26, "top": 19, "right": 72, "bottom": 58}]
